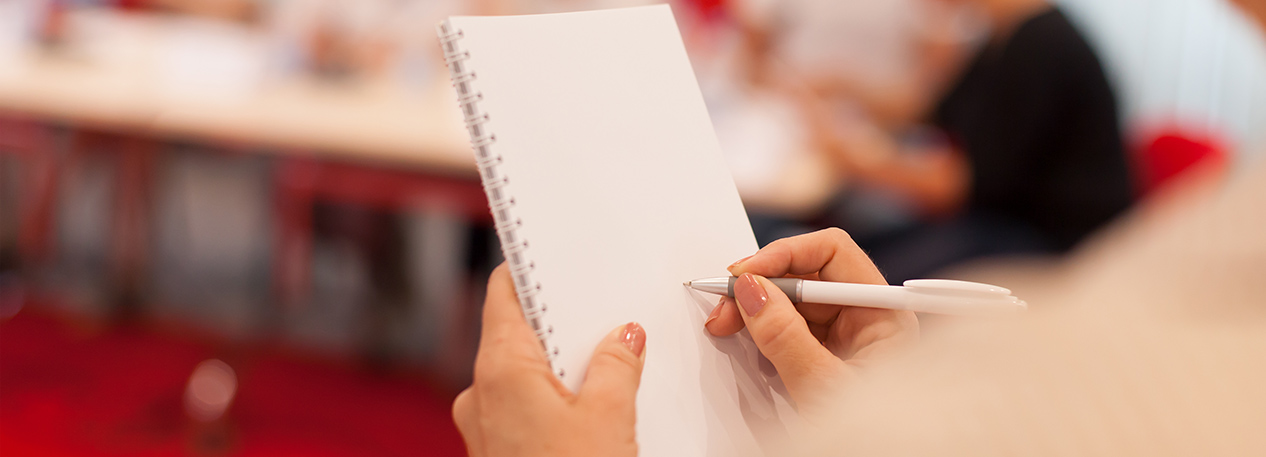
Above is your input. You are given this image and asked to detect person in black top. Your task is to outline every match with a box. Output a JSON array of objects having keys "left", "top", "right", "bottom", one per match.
[
  {"left": 801, "top": 0, "right": 1133, "bottom": 283},
  {"left": 934, "top": 5, "right": 1132, "bottom": 250}
]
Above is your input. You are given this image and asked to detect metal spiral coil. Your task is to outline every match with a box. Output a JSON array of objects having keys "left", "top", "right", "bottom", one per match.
[{"left": 438, "top": 21, "right": 563, "bottom": 377}]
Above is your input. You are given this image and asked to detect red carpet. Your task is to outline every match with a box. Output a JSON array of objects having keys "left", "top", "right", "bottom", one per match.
[{"left": 0, "top": 312, "right": 467, "bottom": 456}]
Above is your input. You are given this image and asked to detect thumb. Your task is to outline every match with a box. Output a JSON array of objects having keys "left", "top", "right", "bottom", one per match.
[
  {"left": 732, "top": 273, "right": 848, "bottom": 398},
  {"left": 578, "top": 322, "right": 647, "bottom": 415}
]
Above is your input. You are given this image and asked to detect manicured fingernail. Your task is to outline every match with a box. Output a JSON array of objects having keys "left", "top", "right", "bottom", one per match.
[
  {"left": 734, "top": 273, "right": 767, "bottom": 316},
  {"left": 621, "top": 322, "right": 646, "bottom": 357},
  {"left": 727, "top": 254, "right": 755, "bottom": 273},
  {"left": 704, "top": 299, "right": 725, "bottom": 328}
]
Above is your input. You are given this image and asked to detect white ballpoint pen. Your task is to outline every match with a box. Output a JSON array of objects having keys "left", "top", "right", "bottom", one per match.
[{"left": 684, "top": 277, "right": 1027, "bottom": 316}]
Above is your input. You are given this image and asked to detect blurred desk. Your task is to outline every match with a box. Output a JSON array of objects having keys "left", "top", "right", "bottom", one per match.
[
  {"left": 0, "top": 8, "right": 843, "bottom": 214},
  {"left": 0, "top": 46, "right": 838, "bottom": 211},
  {"left": 0, "top": 9, "right": 486, "bottom": 310},
  {"left": 150, "top": 77, "right": 474, "bottom": 174},
  {"left": 0, "top": 49, "right": 474, "bottom": 175}
]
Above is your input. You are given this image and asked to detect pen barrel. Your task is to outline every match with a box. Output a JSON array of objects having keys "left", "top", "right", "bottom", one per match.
[
  {"left": 800, "top": 281, "right": 906, "bottom": 309},
  {"left": 799, "top": 281, "right": 1021, "bottom": 315}
]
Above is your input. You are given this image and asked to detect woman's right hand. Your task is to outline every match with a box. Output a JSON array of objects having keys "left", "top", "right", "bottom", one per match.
[{"left": 704, "top": 228, "right": 919, "bottom": 419}]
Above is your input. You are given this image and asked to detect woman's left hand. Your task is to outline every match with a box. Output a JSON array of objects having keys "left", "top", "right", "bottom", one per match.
[{"left": 452, "top": 263, "right": 648, "bottom": 457}]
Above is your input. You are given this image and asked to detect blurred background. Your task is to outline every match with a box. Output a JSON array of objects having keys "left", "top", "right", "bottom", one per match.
[{"left": 0, "top": 0, "right": 1263, "bottom": 455}]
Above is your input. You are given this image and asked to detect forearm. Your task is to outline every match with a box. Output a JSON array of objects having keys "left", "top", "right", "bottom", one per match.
[
  {"left": 808, "top": 74, "right": 931, "bottom": 129},
  {"left": 854, "top": 150, "right": 969, "bottom": 216},
  {"left": 819, "top": 126, "right": 968, "bottom": 215}
]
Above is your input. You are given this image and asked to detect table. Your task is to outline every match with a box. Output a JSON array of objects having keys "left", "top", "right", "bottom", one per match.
[
  {"left": 0, "top": 9, "right": 840, "bottom": 308},
  {"left": 0, "top": 10, "right": 487, "bottom": 310}
]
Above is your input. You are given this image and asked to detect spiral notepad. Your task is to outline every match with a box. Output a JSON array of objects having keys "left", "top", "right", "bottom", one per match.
[{"left": 438, "top": 5, "right": 795, "bottom": 455}]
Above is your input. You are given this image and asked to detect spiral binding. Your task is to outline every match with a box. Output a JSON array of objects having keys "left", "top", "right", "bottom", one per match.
[{"left": 438, "top": 21, "right": 563, "bottom": 378}]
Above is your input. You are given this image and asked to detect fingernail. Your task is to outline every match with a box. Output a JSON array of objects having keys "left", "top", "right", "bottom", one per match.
[
  {"left": 621, "top": 322, "right": 646, "bottom": 357},
  {"left": 704, "top": 299, "right": 725, "bottom": 328},
  {"left": 727, "top": 254, "right": 755, "bottom": 273},
  {"left": 734, "top": 273, "right": 768, "bottom": 316}
]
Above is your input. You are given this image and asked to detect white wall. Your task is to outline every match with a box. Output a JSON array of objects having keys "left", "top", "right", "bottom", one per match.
[{"left": 1059, "top": 0, "right": 1266, "bottom": 162}]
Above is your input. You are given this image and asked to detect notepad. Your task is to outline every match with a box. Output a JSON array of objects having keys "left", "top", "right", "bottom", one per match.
[{"left": 439, "top": 5, "right": 795, "bottom": 455}]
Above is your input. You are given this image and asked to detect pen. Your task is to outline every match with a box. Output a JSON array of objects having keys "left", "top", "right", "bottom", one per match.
[{"left": 684, "top": 277, "right": 1026, "bottom": 316}]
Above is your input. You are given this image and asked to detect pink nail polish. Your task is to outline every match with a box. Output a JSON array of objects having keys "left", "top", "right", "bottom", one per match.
[
  {"left": 621, "top": 322, "right": 646, "bottom": 356},
  {"left": 734, "top": 273, "right": 768, "bottom": 316},
  {"left": 704, "top": 300, "right": 724, "bottom": 327}
]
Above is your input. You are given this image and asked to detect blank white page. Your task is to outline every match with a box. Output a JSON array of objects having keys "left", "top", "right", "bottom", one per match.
[{"left": 446, "top": 5, "right": 794, "bottom": 456}]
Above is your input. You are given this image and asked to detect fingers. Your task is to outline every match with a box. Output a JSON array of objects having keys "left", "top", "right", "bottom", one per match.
[
  {"left": 578, "top": 323, "right": 647, "bottom": 417},
  {"left": 473, "top": 263, "right": 558, "bottom": 394},
  {"left": 704, "top": 296, "right": 744, "bottom": 336},
  {"left": 729, "top": 228, "right": 887, "bottom": 286},
  {"left": 705, "top": 286, "right": 853, "bottom": 338},
  {"left": 827, "top": 306, "right": 920, "bottom": 361},
  {"left": 721, "top": 229, "right": 919, "bottom": 361},
  {"left": 452, "top": 388, "right": 485, "bottom": 457},
  {"left": 732, "top": 273, "right": 851, "bottom": 398},
  {"left": 478, "top": 263, "right": 540, "bottom": 352}
]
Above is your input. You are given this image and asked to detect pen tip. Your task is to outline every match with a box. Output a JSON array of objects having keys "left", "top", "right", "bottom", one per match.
[{"left": 683, "top": 281, "right": 691, "bottom": 286}]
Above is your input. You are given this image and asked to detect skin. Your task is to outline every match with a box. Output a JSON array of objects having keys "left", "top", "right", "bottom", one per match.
[
  {"left": 453, "top": 229, "right": 920, "bottom": 455},
  {"left": 452, "top": 263, "right": 647, "bottom": 457},
  {"left": 707, "top": 228, "right": 919, "bottom": 419}
]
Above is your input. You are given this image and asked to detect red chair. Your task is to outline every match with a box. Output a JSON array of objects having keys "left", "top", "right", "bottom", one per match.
[
  {"left": 0, "top": 114, "right": 60, "bottom": 266},
  {"left": 1134, "top": 127, "right": 1228, "bottom": 198}
]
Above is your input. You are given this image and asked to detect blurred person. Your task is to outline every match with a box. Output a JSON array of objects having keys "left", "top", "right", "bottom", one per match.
[
  {"left": 267, "top": 0, "right": 406, "bottom": 80},
  {"left": 801, "top": 0, "right": 1134, "bottom": 283},
  {"left": 713, "top": 0, "right": 978, "bottom": 246},
  {"left": 691, "top": 0, "right": 840, "bottom": 230},
  {"left": 732, "top": 0, "right": 978, "bottom": 129}
]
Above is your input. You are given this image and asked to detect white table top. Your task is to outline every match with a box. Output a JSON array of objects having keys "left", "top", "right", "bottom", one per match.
[{"left": 0, "top": 8, "right": 837, "bottom": 213}]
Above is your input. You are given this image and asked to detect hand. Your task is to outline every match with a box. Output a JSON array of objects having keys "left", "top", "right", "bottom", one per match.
[
  {"left": 795, "top": 96, "right": 900, "bottom": 178},
  {"left": 704, "top": 228, "right": 919, "bottom": 418},
  {"left": 453, "top": 263, "right": 648, "bottom": 457}
]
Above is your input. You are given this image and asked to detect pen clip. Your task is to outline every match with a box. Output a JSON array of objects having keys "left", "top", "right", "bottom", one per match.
[{"left": 902, "top": 279, "right": 1012, "bottom": 298}]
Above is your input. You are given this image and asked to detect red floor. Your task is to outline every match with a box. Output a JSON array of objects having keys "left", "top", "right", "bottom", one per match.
[{"left": 0, "top": 311, "right": 467, "bottom": 456}]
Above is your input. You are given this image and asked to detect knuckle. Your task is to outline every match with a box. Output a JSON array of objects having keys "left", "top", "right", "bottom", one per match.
[
  {"left": 822, "top": 227, "right": 855, "bottom": 244},
  {"left": 452, "top": 388, "right": 474, "bottom": 417},
  {"left": 452, "top": 389, "right": 478, "bottom": 432},
  {"left": 753, "top": 240, "right": 793, "bottom": 273},
  {"left": 765, "top": 237, "right": 794, "bottom": 255}
]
